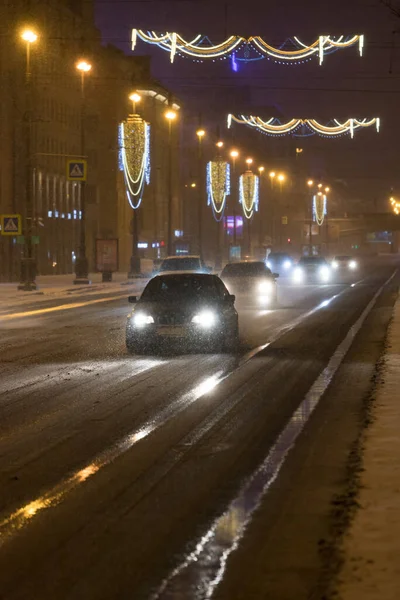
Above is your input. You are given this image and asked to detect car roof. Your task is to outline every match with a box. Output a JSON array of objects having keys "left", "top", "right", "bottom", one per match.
[
  {"left": 153, "top": 272, "right": 216, "bottom": 279},
  {"left": 162, "top": 255, "right": 201, "bottom": 260}
]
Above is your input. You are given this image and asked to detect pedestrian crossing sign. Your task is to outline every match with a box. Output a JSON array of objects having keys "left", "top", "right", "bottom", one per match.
[
  {"left": 67, "top": 159, "right": 87, "bottom": 181},
  {"left": 1, "top": 214, "right": 22, "bottom": 236}
]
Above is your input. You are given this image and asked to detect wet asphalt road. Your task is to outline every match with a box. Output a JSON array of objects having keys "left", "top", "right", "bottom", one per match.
[{"left": 0, "top": 259, "right": 397, "bottom": 600}]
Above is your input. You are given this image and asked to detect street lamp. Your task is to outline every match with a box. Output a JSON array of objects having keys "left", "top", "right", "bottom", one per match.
[
  {"left": 258, "top": 167, "right": 265, "bottom": 246},
  {"left": 73, "top": 59, "right": 92, "bottom": 284},
  {"left": 307, "top": 179, "right": 314, "bottom": 187},
  {"left": 18, "top": 29, "right": 38, "bottom": 291},
  {"left": 325, "top": 186, "right": 330, "bottom": 193},
  {"left": 216, "top": 141, "right": 224, "bottom": 148},
  {"left": 230, "top": 150, "right": 239, "bottom": 250},
  {"left": 166, "top": 109, "right": 177, "bottom": 256},
  {"left": 269, "top": 171, "right": 276, "bottom": 189},
  {"left": 129, "top": 92, "right": 142, "bottom": 114},
  {"left": 246, "top": 158, "right": 253, "bottom": 168},
  {"left": 196, "top": 128, "right": 206, "bottom": 257}
]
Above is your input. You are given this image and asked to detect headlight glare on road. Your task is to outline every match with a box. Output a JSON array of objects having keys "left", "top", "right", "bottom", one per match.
[
  {"left": 319, "top": 266, "right": 331, "bottom": 282},
  {"left": 192, "top": 310, "right": 216, "bottom": 328},
  {"left": 293, "top": 267, "right": 304, "bottom": 283},
  {"left": 283, "top": 260, "right": 292, "bottom": 270},
  {"left": 349, "top": 260, "right": 357, "bottom": 270},
  {"left": 132, "top": 312, "right": 154, "bottom": 327}
]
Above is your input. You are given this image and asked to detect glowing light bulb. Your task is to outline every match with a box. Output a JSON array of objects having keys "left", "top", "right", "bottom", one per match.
[
  {"left": 76, "top": 60, "right": 92, "bottom": 72},
  {"left": 21, "top": 30, "right": 38, "bottom": 43}
]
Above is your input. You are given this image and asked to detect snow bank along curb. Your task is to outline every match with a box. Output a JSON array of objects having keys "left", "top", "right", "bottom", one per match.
[{"left": 337, "top": 292, "right": 400, "bottom": 600}]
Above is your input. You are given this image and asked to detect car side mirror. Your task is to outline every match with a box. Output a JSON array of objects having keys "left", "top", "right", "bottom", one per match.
[
  {"left": 128, "top": 296, "right": 137, "bottom": 304},
  {"left": 226, "top": 294, "right": 236, "bottom": 304},
  {"left": 273, "top": 273, "right": 279, "bottom": 279}
]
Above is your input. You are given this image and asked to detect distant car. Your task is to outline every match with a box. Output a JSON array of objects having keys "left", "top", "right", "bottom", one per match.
[
  {"left": 266, "top": 252, "right": 294, "bottom": 275},
  {"left": 331, "top": 255, "right": 359, "bottom": 271},
  {"left": 158, "top": 255, "right": 211, "bottom": 274},
  {"left": 292, "top": 256, "right": 333, "bottom": 284},
  {"left": 126, "top": 273, "right": 239, "bottom": 354},
  {"left": 220, "top": 261, "right": 279, "bottom": 306}
]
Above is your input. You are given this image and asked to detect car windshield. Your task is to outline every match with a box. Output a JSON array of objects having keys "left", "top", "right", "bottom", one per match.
[
  {"left": 141, "top": 274, "right": 220, "bottom": 301},
  {"left": 299, "top": 257, "right": 327, "bottom": 265},
  {"left": 159, "top": 257, "right": 201, "bottom": 271},
  {"left": 221, "top": 262, "right": 270, "bottom": 277}
]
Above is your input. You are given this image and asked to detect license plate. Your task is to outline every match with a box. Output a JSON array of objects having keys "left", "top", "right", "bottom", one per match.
[{"left": 157, "top": 326, "right": 186, "bottom": 337}]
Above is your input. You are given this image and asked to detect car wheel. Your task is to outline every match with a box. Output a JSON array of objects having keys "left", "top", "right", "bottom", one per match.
[{"left": 224, "top": 326, "right": 240, "bottom": 353}]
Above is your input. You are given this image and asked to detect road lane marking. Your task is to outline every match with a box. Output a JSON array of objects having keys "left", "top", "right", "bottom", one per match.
[
  {"left": 152, "top": 268, "right": 398, "bottom": 600},
  {"left": 0, "top": 294, "right": 129, "bottom": 320},
  {"left": 0, "top": 275, "right": 377, "bottom": 546}
]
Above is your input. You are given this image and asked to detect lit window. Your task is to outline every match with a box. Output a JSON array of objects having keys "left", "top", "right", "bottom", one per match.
[{"left": 48, "top": 210, "right": 53, "bottom": 218}]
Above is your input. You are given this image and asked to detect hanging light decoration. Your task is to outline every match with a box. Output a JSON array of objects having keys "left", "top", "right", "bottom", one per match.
[
  {"left": 118, "top": 115, "right": 151, "bottom": 209},
  {"left": 313, "top": 194, "right": 327, "bottom": 226},
  {"left": 207, "top": 160, "right": 230, "bottom": 221},
  {"left": 132, "top": 30, "right": 364, "bottom": 65},
  {"left": 239, "top": 171, "right": 259, "bottom": 220},
  {"left": 228, "top": 115, "right": 380, "bottom": 138}
]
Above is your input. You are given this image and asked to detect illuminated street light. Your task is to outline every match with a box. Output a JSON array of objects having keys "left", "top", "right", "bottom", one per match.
[
  {"left": 196, "top": 128, "right": 205, "bottom": 138},
  {"left": 246, "top": 158, "right": 253, "bottom": 167},
  {"left": 18, "top": 28, "right": 39, "bottom": 290},
  {"left": 278, "top": 174, "right": 285, "bottom": 183},
  {"left": 318, "top": 183, "right": 323, "bottom": 189},
  {"left": 191, "top": 182, "right": 197, "bottom": 188},
  {"left": 216, "top": 141, "right": 224, "bottom": 148},
  {"left": 325, "top": 186, "right": 330, "bottom": 193},
  {"left": 73, "top": 59, "right": 92, "bottom": 284},
  {"left": 165, "top": 109, "right": 178, "bottom": 255},
  {"left": 258, "top": 166, "right": 265, "bottom": 174},
  {"left": 230, "top": 150, "right": 240, "bottom": 246},
  {"left": 21, "top": 29, "right": 38, "bottom": 44},
  {"left": 129, "top": 92, "right": 142, "bottom": 113},
  {"left": 307, "top": 179, "right": 314, "bottom": 187}
]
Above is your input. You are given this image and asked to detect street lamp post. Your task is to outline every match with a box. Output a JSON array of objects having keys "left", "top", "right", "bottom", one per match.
[
  {"left": 307, "top": 179, "right": 314, "bottom": 254},
  {"left": 128, "top": 92, "right": 143, "bottom": 278},
  {"left": 165, "top": 109, "right": 177, "bottom": 256},
  {"left": 277, "top": 173, "right": 286, "bottom": 248},
  {"left": 269, "top": 171, "right": 276, "bottom": 247},
  {"left": 325, "top": 186, "right": 330, "bottom": 252},
  {"left": 18, "top": 29, "right": 38, "bottom": 291},
  {"left": 230, "top": 149, "right": 239, "bottom": 254},
  {"left": 196, "top": 128, "right": 205, "bottom": 257},
  {"left": 245, "top": 158, "right": 253, "bottom": 255},
  {"left": 258, "top": 166, "right": 265, "bottom": 247},
  {"left": 215, "top": 140, "right": 224, "bottom": 270},
  {"left": 73, "top": 60, "right": 92, "bottom": 284}
]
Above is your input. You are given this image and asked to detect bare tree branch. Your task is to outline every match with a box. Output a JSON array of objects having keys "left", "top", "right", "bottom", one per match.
[{"left": 380, "top": 0, "right": 400, "bottom": 18}]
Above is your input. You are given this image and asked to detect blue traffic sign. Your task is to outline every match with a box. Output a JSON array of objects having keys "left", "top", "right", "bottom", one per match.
[{"left": 67, "top": 160, "right": 87, "bottom": 181}]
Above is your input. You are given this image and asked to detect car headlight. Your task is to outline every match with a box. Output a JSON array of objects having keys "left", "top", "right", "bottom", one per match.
[
  {"left": 293, "top": 267, "right": 304, "bottom": 283},
  {"left": 266, "top": 261, "right": 272, "bottom": 269},
  {"left": 191, "top": 310, "right": 217, "bottom": 328},
  {"left": 332, "top": 261, "right": 339, "bottom": 269},
  {"left": 283, "top": 260, "right": 292, "bottom": 270},
  {"left": 319, "top": 266, "right": 331, "bottom": 281},
  {"left": 258, "top": 280, "right": 273, "bottom": 294},
  {"left": 132, "top": 312, "right": 155, "bottom": 327},
  {"left": 349, "top": 260, "right": 357, "bottom": 270}
]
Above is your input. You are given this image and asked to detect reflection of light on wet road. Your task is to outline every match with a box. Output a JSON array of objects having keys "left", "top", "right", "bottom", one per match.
[
  {"left": 0, "top": 368, "right": 225, "bottom": 547},
  {"left": 153, "top": 273, "right": 393, "bottom": 600}
]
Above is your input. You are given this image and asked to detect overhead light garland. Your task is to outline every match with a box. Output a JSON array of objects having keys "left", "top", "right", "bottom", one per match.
[
  {"left": 207, "top": 160, "right": 231, "bottom": 221},
  {"left": 239, "top": 171, "right": 259, "bottom": 220},
  {"left": 228, "top": 114, "right": 380, "bottom": 138},
  {"left": 132, "top": 30, "right": 364, "bottom": 65},
  {"left": 313, "top": 194, "right": 327, "bottom": 226},
  {"left": 118, "top": 115, "right": 151, "bottom": 209}
]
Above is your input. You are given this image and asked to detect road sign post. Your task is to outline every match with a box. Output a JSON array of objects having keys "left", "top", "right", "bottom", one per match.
[{"left": 68, "top": 157, "right": 89, "bottom": 284}]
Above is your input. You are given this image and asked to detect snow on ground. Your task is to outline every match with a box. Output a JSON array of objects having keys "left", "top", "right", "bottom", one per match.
[{"left": 337, "top": 293, "right": 400, "bottom": 600}]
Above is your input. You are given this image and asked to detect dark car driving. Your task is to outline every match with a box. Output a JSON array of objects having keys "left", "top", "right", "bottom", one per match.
[
  {"left": 266, "top": 252, "right": 294, "bottom": 275},
  {"left": 220, "top": 261, "right": 278, "bottom": 306},
  {"left": 126, "top": 273, "right": 239, "bottom": 354}
]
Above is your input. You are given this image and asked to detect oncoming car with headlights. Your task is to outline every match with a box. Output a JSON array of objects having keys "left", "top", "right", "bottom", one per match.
[
  {"left": 331, "top": 255, "right": 359, "bottom": 271},
  {"left": 292, "top": 256, "right": 333, "bottom": 284},
  {"left": 126, "top": 273, "right": 239, "bottom": 353},
  {"left": 220, "top": 261, "right": 278, "bottom": 306},
  {"left": 266, "top": 252, "right": 294, "bottom": 275}
]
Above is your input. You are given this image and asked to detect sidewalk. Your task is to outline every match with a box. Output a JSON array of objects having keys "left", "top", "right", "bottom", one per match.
[
  {"left": 0, "top": 271, "right": 149, "bottom": 311},
  {"left": 337, "top": 293, "right": 400, "bottom": 599}
]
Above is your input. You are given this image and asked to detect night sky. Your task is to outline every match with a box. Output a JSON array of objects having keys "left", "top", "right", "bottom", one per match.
[{"left": 95, "top": 0, "right": 400, "bottom": 205}]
